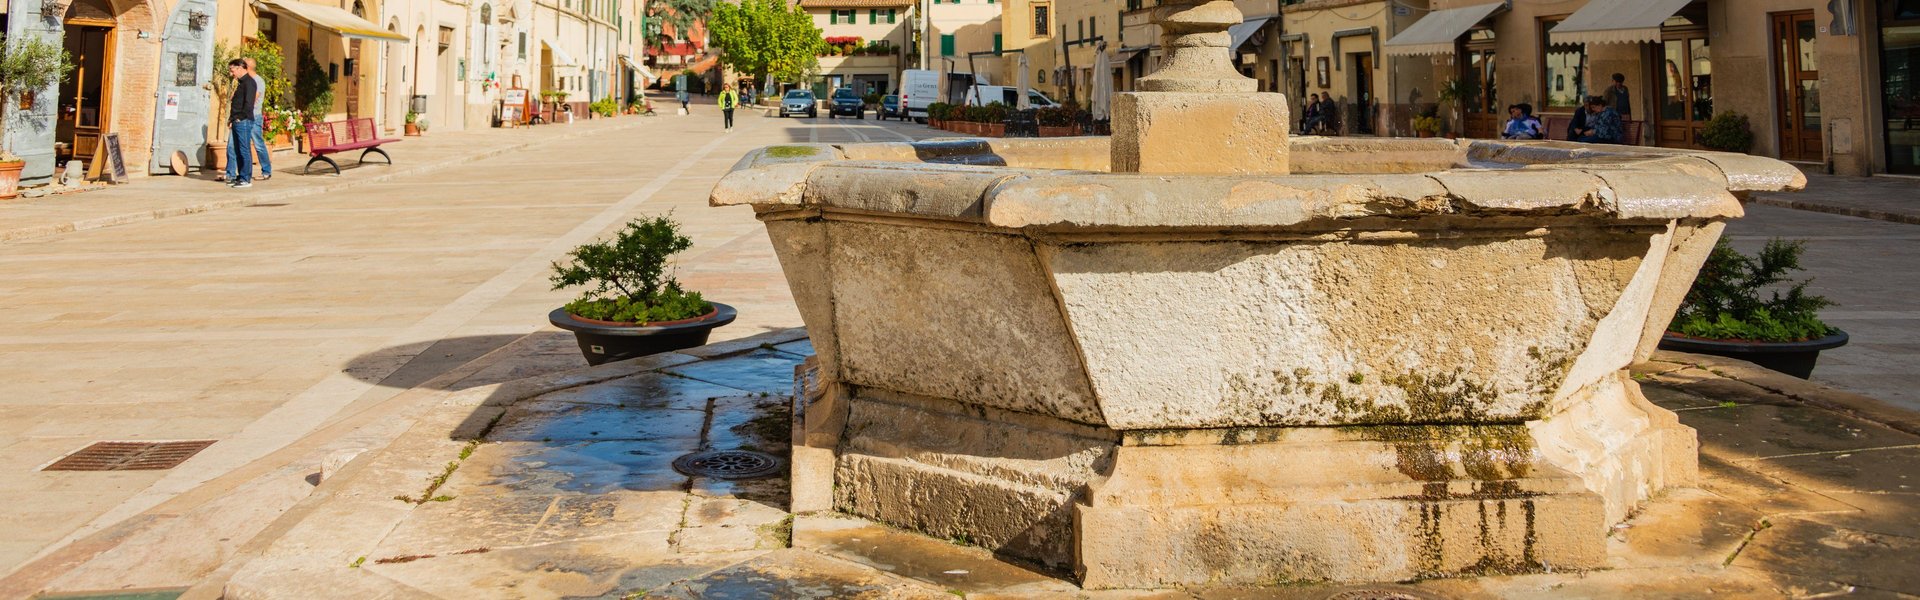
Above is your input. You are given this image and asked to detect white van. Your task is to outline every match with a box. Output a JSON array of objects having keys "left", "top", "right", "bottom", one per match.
[
  {"left": 963, "top": 85, "right": 1060, "bottom": 108},
  {"left": 899, "top": 69, "right": 941, "bottom": 122}
]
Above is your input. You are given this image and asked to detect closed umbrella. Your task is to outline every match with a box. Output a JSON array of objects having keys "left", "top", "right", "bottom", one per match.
[
  {"left": 1017, "top": 53, "right": 1032, "bottom": 110},
  {"left": 1090, "top": 46, "right": 1112, "bottom": 121}
]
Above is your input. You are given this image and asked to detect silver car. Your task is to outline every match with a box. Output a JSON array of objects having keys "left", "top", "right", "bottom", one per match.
[{"left": 780, "top": 90, "right": 817, "bottom": 118}]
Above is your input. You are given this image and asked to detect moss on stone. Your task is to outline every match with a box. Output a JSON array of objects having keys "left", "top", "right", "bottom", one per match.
[{"left": 766, "top": 145, "right": 820, "bottom": 158}]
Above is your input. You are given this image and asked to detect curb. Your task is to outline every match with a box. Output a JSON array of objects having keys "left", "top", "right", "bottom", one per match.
[
  {"left": 1749, "top": 196, "right": 1920, "bottom": 226},
  {"left": 1652, "top": 349, "right": 1920, "bottom": 436},
  {"left": 2, "top": 118, "right": 650, "bottom": 243}
]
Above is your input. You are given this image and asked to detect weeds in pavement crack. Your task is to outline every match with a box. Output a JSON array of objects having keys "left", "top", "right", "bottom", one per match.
[
  {"left": 395, "top": 440, "right": 481, "bottom": 504},
  {"left": 1724, "top": 518, "right": 1774, "bottom": 566}
]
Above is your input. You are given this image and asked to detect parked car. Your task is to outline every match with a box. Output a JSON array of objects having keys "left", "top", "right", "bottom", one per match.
[
  {"left": 829, "top": 87, "right": 865, "bottom": 119},
  {"left": 879, "top": 95, "right": 906, "bottom": 120},
  {"left": 900, "top": 69, "right": 940, "bottom": 123},
  {"left": 780, "top": 90, "right": 817, "bottom": 118}
]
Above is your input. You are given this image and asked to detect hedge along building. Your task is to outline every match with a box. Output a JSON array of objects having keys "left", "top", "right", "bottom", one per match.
[
  {"left": 1385, "top": 0, "right": 1902, "bottom": 176},
  {"left": 2, "top": 0, "right": 216, "bottom": 183},
  {"left": 805, "top": 0, "right": 911, "bottom": 95}
]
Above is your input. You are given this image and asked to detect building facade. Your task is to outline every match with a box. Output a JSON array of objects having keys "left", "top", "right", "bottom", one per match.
[{"left": 805, "top": 0, "right": 912, "bottom": 95}]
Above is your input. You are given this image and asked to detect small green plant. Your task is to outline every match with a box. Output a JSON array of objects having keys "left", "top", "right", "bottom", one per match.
[
  {"left": 1411, "top": 115, "right": 1441, "bottom": 135},
  {"left": 0, "top": 37, "right": 76, "bottom": 161},
  {"left": 1668, "top": 238, "right": 1834, "bottom": 343},
  {"left": 1699, "top": 111, "right": 1755, "bottom": 153},
  {"left": 1718, "top": 401, "right": 1739, "bottom": 408},
  {"left": 405, "top": 110, "right": 419, "bottom": 124},
  {"left": 350, "top": 556, "right": 366, "bottom": 568},
  {"left": 927, "top": 102, "right": 953, "bottom": 121},
  {"left": 591, "top": 97, "right": 620, "bottom": 117},
  {"left": 551, "top": 216, "right": 710, "bottom": 324}
]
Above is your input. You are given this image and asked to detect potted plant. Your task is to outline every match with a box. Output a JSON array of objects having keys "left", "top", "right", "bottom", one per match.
[
  {"left": 0, "top": 36, "right": 75, "bottom": 197},
  {"left": 548, "top": 215, "right": 736, "bottom": 365},
  {"left": 1660, "top": 238, "right": 1847, "bottom": 378},
  {"left": 1411, "top": 115, "right": 1441, "bottom": 138},
  {"left": 1699, "top": 111, "right": 1755, "bottom": 154},
  {"left": 1435, "top": 77, "right": 1471, "bottom": 137},
  {"left": 404, "top": 110, "right": 422, "bottom": 136}
]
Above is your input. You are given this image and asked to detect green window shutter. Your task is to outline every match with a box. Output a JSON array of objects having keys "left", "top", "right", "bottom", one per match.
[
  {"left": 869, "top": 9, "right": 877, "bottom": 24},
  {"left": 887, "top": 9, "right": 896, "bottom": 23},
  {"left": 829, "top": 10, "right": 837, "bottom": 24},
  {"left": 941, "top": 34, "right": 955, "bottom": 56},
  {"left": 993, "top": 33, "right": 1003, "bottom": 54}
]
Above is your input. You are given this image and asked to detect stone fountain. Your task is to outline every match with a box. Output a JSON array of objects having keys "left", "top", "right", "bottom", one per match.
[{"left": 710, "top": 0, "right": 1804, "bottom": 589}]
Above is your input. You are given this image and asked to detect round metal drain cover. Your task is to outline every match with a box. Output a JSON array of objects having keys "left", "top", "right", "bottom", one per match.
[
  {"left": 1324, "top": 589, "right": 1440, "bottom": 600},
  {"left": 673, "top": 450, "right": 785, "bottom": 479}
]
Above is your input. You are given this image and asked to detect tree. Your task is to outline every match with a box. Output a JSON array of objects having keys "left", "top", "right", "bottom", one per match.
[
  {"left": 646, "top": 0, "right": 716, "bottom": 52},
  {"left": 708, "top": 0, "right": 824, "bottom": 83}
]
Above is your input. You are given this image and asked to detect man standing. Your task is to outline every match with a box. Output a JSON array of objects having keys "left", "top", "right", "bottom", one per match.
[
  {"left": 718, "top": 83, "right": 739, "bottom": 130},
  {"left": 1605, "top": 73, "right": 1631, "bottom": 118},
  {"left": 225, "top": 59, "right": 258, "bottom": 189},
  {"left": 245, "top": 57, "right": 272, "bottom": 181}
]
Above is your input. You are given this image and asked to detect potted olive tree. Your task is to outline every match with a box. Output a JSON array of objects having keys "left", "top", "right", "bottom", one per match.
[
  {"left": 548, "top": 216, "right": 736, "bottom": 365},
  {"left": 0, "top": 37, "right": 75, "bottom": 198},
  {"left": 1660, "top": 238, "right": 1847, "bottom": 378}
]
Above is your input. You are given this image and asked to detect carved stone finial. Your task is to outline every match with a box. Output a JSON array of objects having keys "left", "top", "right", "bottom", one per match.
[{"left": 1135, "top": 0, "right": 1257, "bottom": 93}]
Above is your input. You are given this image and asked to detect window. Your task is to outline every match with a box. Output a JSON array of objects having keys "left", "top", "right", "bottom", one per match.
[
  {"left": 1541, "top": 18, "right": 1588, "bottom": 111},
  {"left": 1089, "top": 16, "right": 1096, "bottom": 38},
  {"left": 1033, "top": 4, "right": 1050, "bottom": 37},
  {"left": 519, "top": 31, "right": 527, "bottom": 59},
  {"left": 941, "top": 34, "right": 955, "bottom": 56},
  {"left": 886, "top": 9, "right": 896, "bottom": 23},
  {"left": 257, "top": 14, "right": 279, "bottom": 43},
  {"left": 1126, "top": 0, "right": 1141, "bottom": 10},
  {"left": 1077, "top": 19, "right": 1083, "bottom": 39},
  {"left": 870, "top": 9, "right": 878, "bottom": 24},
  {"left": 993, "top": 33, "right": 1002, "bottom": 55}
]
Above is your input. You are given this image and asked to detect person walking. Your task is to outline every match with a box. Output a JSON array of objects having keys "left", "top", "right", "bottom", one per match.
[
  {"left": 225, "top": 59, "right": 258, "bottom": 189},
  {"left": 718, "top": 83, "right": 739, "bottom": 129},
  {"left": 245, "top": 57, "right": 272, "bottom": 181}
]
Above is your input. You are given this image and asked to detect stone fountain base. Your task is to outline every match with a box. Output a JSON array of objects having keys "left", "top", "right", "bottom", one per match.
[{"left": 801, "top": 371, "right": 1696, "bottom": 588}]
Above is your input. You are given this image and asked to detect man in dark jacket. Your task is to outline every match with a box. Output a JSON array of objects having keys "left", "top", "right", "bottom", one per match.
[{"left": 226, "top": 59, "right": 258, "bottom": 188}]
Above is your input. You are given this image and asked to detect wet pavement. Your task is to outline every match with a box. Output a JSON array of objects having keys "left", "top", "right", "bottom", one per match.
[{"left": 218, "top": 328, "right": 1920, "bottom": 599}]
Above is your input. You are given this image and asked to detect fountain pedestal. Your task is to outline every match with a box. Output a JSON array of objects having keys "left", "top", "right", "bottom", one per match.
[{"left": 711, "top": 6, "right": 1804, "bottom": 583}]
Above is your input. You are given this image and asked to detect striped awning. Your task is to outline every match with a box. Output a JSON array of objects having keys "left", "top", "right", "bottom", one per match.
[
  {"left": 1549, "top": 0, "right": 1694, "bottom": 45},
  {"left": 255, "top": 0, "right": 407, "bottom": 42},
  {"left": 1383, "top": 2, "right": 1504, "bottom": 56}
]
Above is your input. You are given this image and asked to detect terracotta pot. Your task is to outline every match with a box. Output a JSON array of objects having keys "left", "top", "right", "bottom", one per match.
[
  {"left": 270, "top": 131, "right": 294, "bottom": 150},
  {"left": 207, "top": 141, "right": 228, "bottom": 173},
  {"left": 1416, "top": 130, "right": 1435, "bottom": 138},
  {"left": 0, "top": 160, "right": 24, "bottom": 199},
  {"left": 983, "top": 123, "right": 1006, "bottom": 137},
  {"left": 1039, "top": 125, "right": 1076, "bottom": 137},
  {"left": 405, "top": 122, "right": 422, "bottom": 136}
]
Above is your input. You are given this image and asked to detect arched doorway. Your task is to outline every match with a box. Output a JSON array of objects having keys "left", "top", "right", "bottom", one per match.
[{"left": 58, "top": 0, "right": 119, "bottom": 164}]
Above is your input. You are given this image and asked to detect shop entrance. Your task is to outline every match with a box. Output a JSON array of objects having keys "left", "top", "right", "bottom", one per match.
[
  {"left": 1655, "top": 24, "right": 1710, "bottom": 148},
  {"left": 58, "top": 0, "right": 119, "bottom": 164},
  {"left": 1771, "top": 11, "right": 1821, "bottom": 162},
  {"left": 1351, "top": 53, "right": 1375, "bottom": 135},
  {"left": 1880, "top": 2, "right": 1920, "bottom": 174}
]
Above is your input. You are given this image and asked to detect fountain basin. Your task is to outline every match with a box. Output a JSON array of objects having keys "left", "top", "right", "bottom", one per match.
[{"left": 712, "top": 136, "right": 1803, "bottom": 587}]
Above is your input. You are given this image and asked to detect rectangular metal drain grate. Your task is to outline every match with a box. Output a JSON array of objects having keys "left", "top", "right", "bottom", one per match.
[{"left": 42, "top": 440, "right": 217, "bottom": 471}]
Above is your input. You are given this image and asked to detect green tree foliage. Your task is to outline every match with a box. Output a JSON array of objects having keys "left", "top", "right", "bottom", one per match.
[
  {"left": 0, "top": 37, "right": 75, "bottom": 159},
  {"left": 646, "top": 0, "right": 716, "bottom": 51},
  {"left": 550, "top": 216, "right": 710, "bottom": 323},
  {"left": 1669, "top": 238, "right": 1835, "bottom": 342},
  {"left": 708, "top": 0, "right": 824, "bottom": 82},
  {"left": 294, "top": 44, "right": 333, "bottom": 122}
]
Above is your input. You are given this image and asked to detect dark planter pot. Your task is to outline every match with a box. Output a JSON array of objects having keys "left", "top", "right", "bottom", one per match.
[
  {"left": 1657, "top": 330, "right": 1849, "bottom": 379},
  {"left": 549, "top": 302, "right": 738, "bottom": 366}
]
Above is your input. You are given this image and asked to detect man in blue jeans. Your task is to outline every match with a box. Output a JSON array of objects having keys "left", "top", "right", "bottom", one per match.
[
  {"left": 225, "top": 59, "right": 257, "bottom": 188},
  {"left": 246, "top": 57, "right": 272, "bottom": 181}
]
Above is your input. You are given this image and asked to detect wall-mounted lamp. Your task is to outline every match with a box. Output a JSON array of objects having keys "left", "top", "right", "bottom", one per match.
[
  {"left": 40, "top": 0, "right": 73, "bottom": 19},
  {"left": 188, "top": 11, "right": 210, "bottom": 31}
]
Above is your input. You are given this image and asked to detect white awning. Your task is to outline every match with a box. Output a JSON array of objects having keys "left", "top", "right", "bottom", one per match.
[
  {"left": 1229, "top": 17, "right": 1273, "bottom": 53},
  {"left": 1383, "top": 2, "right": 1504, "bottom": 56},
  {"left": 547, "top": 44, "right": 579, "bottom": 68},
  {"left": 254, "top": 0, "right": 408, "bottom": 42},
  {"left": 1549, "top": 0, "right": 1694, "bottom": 45}
]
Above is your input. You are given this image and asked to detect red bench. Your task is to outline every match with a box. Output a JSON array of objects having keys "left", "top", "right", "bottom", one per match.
[{"left": 303, "top": 117, "right": 400, "bottom": 175}]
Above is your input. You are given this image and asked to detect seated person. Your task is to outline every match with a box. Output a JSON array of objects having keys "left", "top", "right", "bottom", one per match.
[
  {"left": 1573, "top": 95, "right": 1623, "bottom": 144},
  {"left": 1299, "top": 93, "right": 1324, "bottom": 132},
  {"left": 1501, "top": 103, "right": 1543, "bottom": 140}
]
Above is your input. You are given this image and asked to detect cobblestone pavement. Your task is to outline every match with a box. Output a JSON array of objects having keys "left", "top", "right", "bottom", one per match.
[
  {"left": 0, "top": 108, "right": 942, "bottom": 585},
  {"left": 1725, "top": 204, "right": 1920, "bottom": 413}
]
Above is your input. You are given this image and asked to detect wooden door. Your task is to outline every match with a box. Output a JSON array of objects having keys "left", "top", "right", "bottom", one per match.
[
  {"left": 1460, "top": 38, "right": 1498, "bottom": 139},
  {"left": 1352, "top": 53, "right": 1375, "bottom": 134},
  {"left": 1772, "top": 12, "right": 1822, "bottom": 161},
  {"left": 347, "top": 40, "right": 362, "bottom": 119},
  {"left": 62, "top": 24, "right": 116, "bottom": 161},
  {"left": 1655, "top": 32, "right": 1710, "bottom": 149}
]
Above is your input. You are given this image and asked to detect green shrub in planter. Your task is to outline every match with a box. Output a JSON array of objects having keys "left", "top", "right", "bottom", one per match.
[
  {"left": 1668, "top": 238, "right": 1834, "bottom": 342},
  {"left": 1699, "top": 111, "right": 1754, "bottom": 153},
  {"left": 927, "top": 102, "right": 953, "bottom": 121},
  {"left": 550, "top": 216, "right": 710, "bottom": 323}
]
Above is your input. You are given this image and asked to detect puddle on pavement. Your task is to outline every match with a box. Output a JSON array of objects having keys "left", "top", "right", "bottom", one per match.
[
  {"left": 648, "top": 550, "right": 933, "bottom": 600},
  {"left": 533, "top": 372, "right": 743, "bottom": 410},
  {"left": 473, "top": 441, "right": 697, "bottom": 494},
  {"left": 488, "top": 400, "right": 709, "bottom": 443},
  {"left": 663, "top": 349, "right": 806, "bottom": 395}
]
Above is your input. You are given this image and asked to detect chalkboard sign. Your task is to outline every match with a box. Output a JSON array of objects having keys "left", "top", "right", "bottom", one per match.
[{"left": 85, "top": 133, "right": 128, "bottom": 184}]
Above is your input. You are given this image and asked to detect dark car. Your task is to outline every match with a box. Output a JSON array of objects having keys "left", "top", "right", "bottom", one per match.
[
  {"left": 828, "top": 88, "right": 864, "bottom": 119},
  {"left": 879, "top": 94, "right": 905, "bottom": 121}
]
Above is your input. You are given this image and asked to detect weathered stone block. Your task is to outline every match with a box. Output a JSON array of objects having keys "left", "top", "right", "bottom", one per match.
[{"left": 1111, "top": 91, "right": 1290, "bottom": 174}]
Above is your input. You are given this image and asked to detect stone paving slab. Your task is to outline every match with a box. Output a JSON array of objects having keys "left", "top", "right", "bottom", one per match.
[
  {"left": 1748, "top": 172, "right": 1920, "bottom": 225},
  {"left": 0, "top": 116, "right": 649, "bottom": 243},
  {"left": 212, "top": 332, "right": 1920, "bottom": 599}
]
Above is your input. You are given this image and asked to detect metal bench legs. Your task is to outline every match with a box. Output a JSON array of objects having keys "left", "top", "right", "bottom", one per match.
[
  {"left": 361, "top": 147, "right": 393, "bottom": 165},
  {"left": 306, "top": 155, "right": 342, "bottom": 176}
]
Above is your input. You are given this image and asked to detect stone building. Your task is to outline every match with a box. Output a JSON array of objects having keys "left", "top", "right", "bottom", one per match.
[
  {"left": 3, "top": 0, "right": 214, "bottom": 182},
  {"left": 925, "top": 0, "right": 1002, "bottom": 94},
  {"left": 1384, "top": 0, "right": 1913, "bottom": 176},
  {"left": 804, "top": 0, "right": 912, "bottom": 94},
  {"left": 231, "top": 0, "right": 408, "bottom": 134}
]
